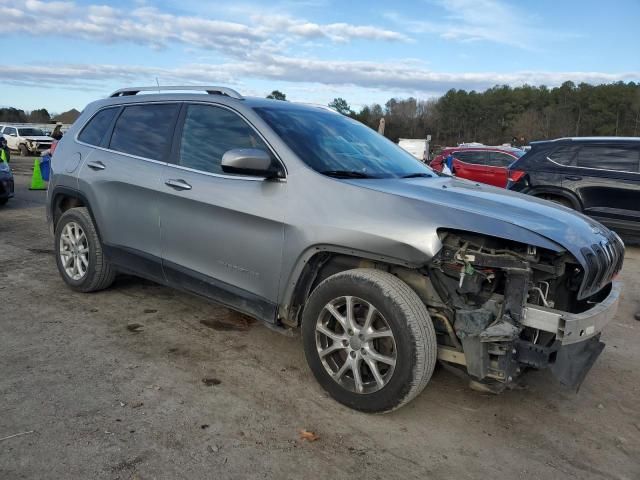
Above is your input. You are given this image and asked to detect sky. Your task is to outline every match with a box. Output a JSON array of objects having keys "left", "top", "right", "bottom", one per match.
[{"left": 1, "top": 0, "right": 639, "bottom": 113}]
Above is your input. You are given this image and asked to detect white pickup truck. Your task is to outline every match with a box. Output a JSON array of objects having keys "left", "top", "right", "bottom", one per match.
[{"left": 1, "top": 125, "right": 54, "bottom": 156}]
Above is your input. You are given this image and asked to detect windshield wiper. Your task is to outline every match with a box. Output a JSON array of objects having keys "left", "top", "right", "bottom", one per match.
[
  {"left": 401, "top": 172, "right": 432, "bottom": 178},
  {"left": 320, "top": 170, "right": 375, "bottom": 179}
]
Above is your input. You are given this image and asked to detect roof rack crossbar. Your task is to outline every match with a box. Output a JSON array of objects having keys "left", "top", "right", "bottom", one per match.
[{"left": 109, "top": 86, "right": 243, "bottom": 99}]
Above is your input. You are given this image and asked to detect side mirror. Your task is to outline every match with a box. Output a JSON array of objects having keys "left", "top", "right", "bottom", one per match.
[{"left": 221, "top": 148, "right": 284, "bottom": 179}]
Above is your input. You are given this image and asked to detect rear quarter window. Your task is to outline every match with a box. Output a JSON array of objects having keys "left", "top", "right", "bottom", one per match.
[
  {"left": 547, "top": 145, "right": 579, "bottom": 166},
  {"left": 78, "top": 108, "right": 119, "bottom": 146}
]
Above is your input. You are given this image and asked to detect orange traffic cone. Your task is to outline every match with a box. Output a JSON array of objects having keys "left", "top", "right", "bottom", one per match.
[{"left": 29, "top": 158, "right": 47, "bottom": 190}]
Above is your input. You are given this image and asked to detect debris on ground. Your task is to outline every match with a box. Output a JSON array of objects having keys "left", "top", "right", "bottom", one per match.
[
  {"left": 126, "top": 323, "right": 144, "bottom": 333},
  {"left": 0, "top": 430, "right": 34, "bottom": 442},
  {"left": 202, "top": 378, "right": 221, "bottom": 386},
  {"left": 299, "top": 429, "right": 319, "bottom": 442},
  {"left": 131, "top": 401, "right": 144, "bottom": 409}
]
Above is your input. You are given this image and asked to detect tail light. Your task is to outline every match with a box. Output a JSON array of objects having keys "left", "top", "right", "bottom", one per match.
[
  {"left": 508, "top": 170, "right": 526, "bottom": 182},
  {"left": 50, "top": 140, "right": 58, "bottom": 156}
]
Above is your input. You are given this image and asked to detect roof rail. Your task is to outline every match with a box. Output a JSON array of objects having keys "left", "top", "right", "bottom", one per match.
[{"left": 109, "top": 86, "right": 243, "bottom": 99}]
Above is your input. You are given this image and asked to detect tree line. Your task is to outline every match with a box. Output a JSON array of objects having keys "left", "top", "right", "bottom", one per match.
[
  {"left": 271, "top": 81, "right": 640, "bottom": 146},
  {"left": 0, "top": 107, "right": 80, "bottom": 124}
]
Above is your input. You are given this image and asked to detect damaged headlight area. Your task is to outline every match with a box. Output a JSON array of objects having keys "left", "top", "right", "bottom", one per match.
[{"left": 424, "top": 230, "right": 621, "bottom": 392}]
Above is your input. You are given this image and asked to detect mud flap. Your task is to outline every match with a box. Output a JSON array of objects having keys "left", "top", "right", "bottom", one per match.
[{"left": 550, "top": 334, "right": 605, "bottom": 390}]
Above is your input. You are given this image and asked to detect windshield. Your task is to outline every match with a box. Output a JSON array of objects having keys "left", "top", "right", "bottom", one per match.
[
  {"left": 254, "top": 106, "right": 434, "bottom": 179},
  {"left": 18, "top": 128, "right": 45, "bottom": 136},
  {"left": 512, "top": 149, "right": 526, "bottom": 158}
]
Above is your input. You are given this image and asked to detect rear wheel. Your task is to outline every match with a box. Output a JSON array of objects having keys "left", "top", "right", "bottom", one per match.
[
  {"left": 540, "top": 195, "right": 573, "bottom": 210},
  {"left": 54, "top": 207, "right": 116, "bottom": 292},
  {"left": 302, "top": 268, "right": 437, "bottom": 413}
]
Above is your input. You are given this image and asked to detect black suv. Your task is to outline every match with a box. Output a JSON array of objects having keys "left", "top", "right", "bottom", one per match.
[{"left": 508, "top": 137, "right": 640, "bottom": 234}]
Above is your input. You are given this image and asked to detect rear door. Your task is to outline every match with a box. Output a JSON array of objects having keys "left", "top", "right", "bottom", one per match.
[
  {"left": 562, "top": 143, "right": 640, "bottom": 231},
  {"left": 158, "top": 103, "right": 287, "bottom": 323},
  {"left": 77, "top": 102, "right": 180, "bottom": 282},
  {"left": 452, "top": 150, "right": 493, "bottom": 184},
  {"left": 485, "top": 151, "right": 516, "bottom": 187}
]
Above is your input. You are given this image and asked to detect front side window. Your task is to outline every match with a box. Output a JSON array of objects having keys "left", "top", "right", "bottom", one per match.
[
  {"left": 254, "top": 106, "right": 433, "bottom": 178},
  {"left": 4, "top": 127, "right": 16, "bottom": 136},
  {"left": 179, "top": 104, "right": 271, "bottom": 175},
  {"left": 78, "top": 107, "right": 118, "bottom": 146},
  {"left": 109, "top": 104, "right": 179, "bottom": 161},
  {"left": 577, "top": 145, "right": 640, "bottom": 172},
  {"left": 456, "top": 151, "right": 488, "bottom": 165}
]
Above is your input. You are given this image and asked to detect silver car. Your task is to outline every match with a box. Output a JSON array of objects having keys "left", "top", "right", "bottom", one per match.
[{"left": 46, "top": 86, "right": 624, "bottom": 412}]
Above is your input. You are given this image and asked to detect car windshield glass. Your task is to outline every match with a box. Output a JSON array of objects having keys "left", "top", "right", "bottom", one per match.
[
  {"left": 18, "top": 128, "right": 45, "bottom": 136},
  {"left": 512, "top": 149, "right": 526, "bottom": 158},
  {"left": 254, "top": 106, "right": 434, "bottom": 179}
]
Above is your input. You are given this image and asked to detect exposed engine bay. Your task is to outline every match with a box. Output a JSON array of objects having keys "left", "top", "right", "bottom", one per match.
[{"left": 397, "top": 230, "right": 619, "bottom": 392}]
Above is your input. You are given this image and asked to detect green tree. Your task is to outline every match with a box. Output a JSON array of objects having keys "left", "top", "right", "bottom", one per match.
[
  {"left": 328, "top": 98, "right": 353, "bottom": 116},
  {"left": 266, "top": 90, "right": 287, "bottom": 101}
]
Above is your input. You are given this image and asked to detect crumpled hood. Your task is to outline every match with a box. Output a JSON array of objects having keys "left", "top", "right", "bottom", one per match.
[
  {"left": 25, "top": 136, "right": 53, "bottom": 142},
  {"left": 345, "top": 175, "right": 612, "bottom": 260}
]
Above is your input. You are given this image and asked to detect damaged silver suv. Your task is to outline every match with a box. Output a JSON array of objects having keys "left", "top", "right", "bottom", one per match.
[{"left": 47, "top": 86, "right": 624, "bottom": 412}]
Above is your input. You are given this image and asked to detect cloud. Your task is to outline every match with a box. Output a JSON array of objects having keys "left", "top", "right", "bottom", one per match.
[
  {"left": 387, "top": 0, "right": 580, "bottom": 50},
  {"left": 0, "top": 0, "right": 408, "bottom": 53},
  {"left": 4, "top": 61, "right": 637, "bottom": 97}
]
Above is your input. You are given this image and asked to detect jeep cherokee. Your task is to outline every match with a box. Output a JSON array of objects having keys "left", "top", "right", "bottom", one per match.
[{"left": 46, "top": 86, "right": 624, "bottom": 412}]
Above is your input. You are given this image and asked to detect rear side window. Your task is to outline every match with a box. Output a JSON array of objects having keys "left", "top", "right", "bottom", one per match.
[
  {"left": 577, "top": 145, "right": 640, "bottom": 172},
  {"left": 455, "top": 151, "right": 487, "bottom": 165},
  {"left": 487, "top": 152, "right": 514, "bottom": 167},
  {"left": 109, "top": 104, "right": 179, "bottom": 161},
  {"left": 78, "top": 108, "right": 118, "bottom": 146},
  {"left": 547, "top": 146, "right": 579, "bottom": 166},
  {"left": 179, "top": 104, "right": 271, "bottom": 175}
]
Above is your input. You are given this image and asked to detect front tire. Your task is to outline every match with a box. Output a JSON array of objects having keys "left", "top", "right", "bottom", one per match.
[
  {"left": 19, "top": 144, "right": 28, "bottom": 157},
  {"left": 54, "top": 207, "right": 116, "bottom": 292},
  {"left": 302, "top": 268, "right": 437, "bottom": 413}
]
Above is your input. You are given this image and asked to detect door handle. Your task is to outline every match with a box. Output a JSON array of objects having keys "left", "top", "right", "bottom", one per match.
[
  {"left": 165, "top": 179, "right": 192, "bottom": 191},
  {"left": 86, "top": 160, "right": 105, "bottom": 171},
  {"left": 565, "top": 175, "right": 582, "bottom": 181}
]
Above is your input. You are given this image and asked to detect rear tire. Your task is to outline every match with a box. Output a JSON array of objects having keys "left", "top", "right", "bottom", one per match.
[
  {"left": 54, "top": 207, "right": 116, "bottom": 292},
  {"left": 302, "top": 268, "right": 437, "bottom": 413},
  {"left": 0, "top": 198, "right": 7, "bottom": 206},
  {"left": 541, "top": 195, "right": 573, "bottom": 210}
]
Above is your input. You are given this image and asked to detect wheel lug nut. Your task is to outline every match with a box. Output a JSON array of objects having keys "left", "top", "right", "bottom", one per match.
[
  {"left": 348, "top": 330, "right": 354, "bottom": 336},
  {"left": 342, "top": 340, "right": 349, "bottom": 347},
  {"left": 350, "top": 351, "right": 356, "bottom": 358},
  {"left": 361, "top": 348, "right": 366, "bottom": 355}
]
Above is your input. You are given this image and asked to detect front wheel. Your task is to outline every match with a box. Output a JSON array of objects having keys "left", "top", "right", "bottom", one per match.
[
  {"left": 54, "top": 207, "right": 116, "bottom": 292},
  {"left": 19, "top": 144, "right": 28, "bottom": 157},
  {"left": 302, "top": 268, "right": 437, "bottom": 413}
]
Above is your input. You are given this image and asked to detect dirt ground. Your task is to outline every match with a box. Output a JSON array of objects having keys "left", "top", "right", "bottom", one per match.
[{"left": 1, "top": 156, "right": 639, "bottom": 480}]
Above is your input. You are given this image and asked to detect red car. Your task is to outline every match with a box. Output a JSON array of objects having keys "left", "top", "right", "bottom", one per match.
[{"left": 430, "top": 145, "right": 526, "bottom": 187}]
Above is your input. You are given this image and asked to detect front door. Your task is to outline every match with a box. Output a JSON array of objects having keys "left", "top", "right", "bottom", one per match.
[{"left": 159, "top": 103, "right": 287, "bottom": 323}]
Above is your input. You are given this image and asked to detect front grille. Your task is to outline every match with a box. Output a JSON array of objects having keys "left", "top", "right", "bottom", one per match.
[{"left": 579, "top": 233, "right": 624, "bottom": 298}]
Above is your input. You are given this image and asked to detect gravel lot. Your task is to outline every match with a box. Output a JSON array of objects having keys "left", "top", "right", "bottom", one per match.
[{"left": 1, "top": 156, "right": 639, "bottom": 480}]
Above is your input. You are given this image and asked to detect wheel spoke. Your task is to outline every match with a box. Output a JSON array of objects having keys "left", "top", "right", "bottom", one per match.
[
  {"left": 351, "top": 357, "right": 364, "bottom": 393},
  {"left": 364, "top": 356, "right": 385, "bottom": 388},
  {"left": 319, "top": 343, "right": 344, "bottom": 358},
  {"left": 80, "top": 255, "right": 89, "bottom": 268},
  {"left": 363, "top": 304, "right": 377, "bottom": 331},
  {"left": 367, "top": 350, "right": 396, "bottom": 366},
  {"left": 365, "top": 328, "right": 393, "bottom": 341},
  {"left": 316, "top": 323, "right": 345, "bottom": 343},
  {"left": 345, "top": 296, "right": 357, "bottom": 331},
  {"left": 334, "top": 357, "right": 351, "bottom": 380},
  {"left": 324, "top": 303, "right": 348, "bottom": 332}
]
